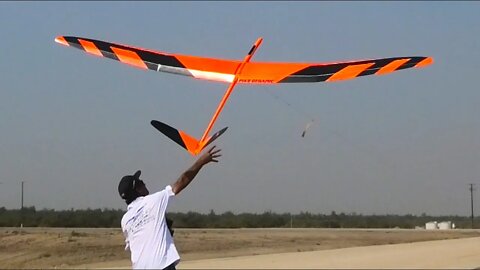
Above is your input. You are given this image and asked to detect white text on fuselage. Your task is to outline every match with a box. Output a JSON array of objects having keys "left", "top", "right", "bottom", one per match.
[{"left": 238, "top": 79, "right": 274, "bottom": 83}]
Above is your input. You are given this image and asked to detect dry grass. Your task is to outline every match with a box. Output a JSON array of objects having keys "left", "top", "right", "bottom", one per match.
[{"left": 1, "top": 227, "right": 479, "bottom": 269}]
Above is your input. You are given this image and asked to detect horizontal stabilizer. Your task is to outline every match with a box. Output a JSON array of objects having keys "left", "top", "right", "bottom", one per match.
[
  {"left": 150, "top": 120, "right": 228, "bottom": 155},
  {"left": 151, "top": 120, "right": 200, "bottom": 155},
  {"left": 201, "top": 127, "right": 228, "bottom": 150}
]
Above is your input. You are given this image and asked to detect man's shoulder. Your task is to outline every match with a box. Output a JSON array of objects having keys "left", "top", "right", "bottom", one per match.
[
  {"left": 120, "top": 211, "right": 130, "bottom": 229},
  {"left": 139, "top": 186, "right": 175, "bottom": 209},
  {"left": 147, "top": 185, "right": 175, "bottom": 199}
]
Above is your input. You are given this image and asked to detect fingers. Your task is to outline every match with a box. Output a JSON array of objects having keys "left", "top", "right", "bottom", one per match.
[
  {"left": 211, "top": 154, "right": 221, "bottom": 163},
  {"left": 206, "top": 145, "right": 222, "bottom": 155},
  {"left": 207, "top": 145, "right": 216, "bottom": 153},
  {"left": 204, "top": 145, "right": 222, "bottom": 163}
]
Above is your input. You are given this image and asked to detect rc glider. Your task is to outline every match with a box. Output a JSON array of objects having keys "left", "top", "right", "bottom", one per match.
[{"left": 55, "top": 36, "right": 433, "bottom": 155}]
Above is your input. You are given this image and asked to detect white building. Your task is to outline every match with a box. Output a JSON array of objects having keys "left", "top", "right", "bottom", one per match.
[
  {"left": 425, "top": 221, "right": 455, "bottom": 230},
  {"left": 438, "top": 221, "right": 453, "bottom": 230},
  {"left": 425, "top": 221, "right": 438, "bottom": 230}
]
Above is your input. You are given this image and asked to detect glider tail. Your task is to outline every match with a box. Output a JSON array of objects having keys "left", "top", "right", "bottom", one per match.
[{"left": 151, "top": 120, "right": 227, "bottom": 155}]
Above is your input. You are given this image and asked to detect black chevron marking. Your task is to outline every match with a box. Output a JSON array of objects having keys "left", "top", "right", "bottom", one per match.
[
  {"left": 63, "top": 36, "right": 186, "bottom": 69},
  {"left": 396, "top": 57, "right": 427, "bottom": 71},
  {"left": 279, "top": 57, "right": 422, "bottom": 83},
  {"left": 358, "top": 58, "right": 399, "bottom": 76}
]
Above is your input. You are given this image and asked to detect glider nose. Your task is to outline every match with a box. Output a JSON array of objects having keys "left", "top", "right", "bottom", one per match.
[{"left": 54, "top": 36, "right": 69, "bottom": 46}]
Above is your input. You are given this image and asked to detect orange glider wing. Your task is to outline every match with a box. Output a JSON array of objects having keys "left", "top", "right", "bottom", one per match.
[{"left": 55, "top": 36, "right": 433, "bottom": 85}]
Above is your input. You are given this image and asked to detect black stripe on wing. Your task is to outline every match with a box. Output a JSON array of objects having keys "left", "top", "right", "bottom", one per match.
[
  {"left": 278, "top": 57, "right": 428, "bottom": 83},
  {"left": 62, "top": 36, "right": 186, "bottom": 70}
]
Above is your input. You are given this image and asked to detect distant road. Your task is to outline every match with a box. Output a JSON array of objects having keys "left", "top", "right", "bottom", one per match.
[{"left": 178, "top": 236, "right": 480, "bottom": 269}]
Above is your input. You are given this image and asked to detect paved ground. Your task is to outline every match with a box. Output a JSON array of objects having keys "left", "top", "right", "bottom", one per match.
[{"left": 177, "top": 236, "right": 480, "bottom": 269}]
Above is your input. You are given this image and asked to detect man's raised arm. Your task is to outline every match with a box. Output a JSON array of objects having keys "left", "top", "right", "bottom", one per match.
[{"left": 171, "top": 146, "right": 221, "bottom": 195}]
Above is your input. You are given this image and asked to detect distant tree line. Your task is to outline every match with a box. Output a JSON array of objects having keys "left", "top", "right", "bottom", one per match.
[{"left": 0, "top": 207, "right": 477, "bottom": 229}]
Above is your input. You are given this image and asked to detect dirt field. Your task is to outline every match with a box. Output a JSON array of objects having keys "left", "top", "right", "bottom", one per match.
[
  {"left": 179, "top": 236, "right": 480, "bottom": 269},
  {"left": 1, "top": 227, "right": 479, "bottom": 269}
]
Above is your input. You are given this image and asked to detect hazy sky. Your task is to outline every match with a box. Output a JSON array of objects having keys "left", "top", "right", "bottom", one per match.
[{"left": 0, "top": 2, "right": 479, "bottom": 216}]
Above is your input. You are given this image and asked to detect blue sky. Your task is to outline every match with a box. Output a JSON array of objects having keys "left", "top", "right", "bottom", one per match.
[{"left": 0, "top": 1, "right": 479, "bottom": 216}]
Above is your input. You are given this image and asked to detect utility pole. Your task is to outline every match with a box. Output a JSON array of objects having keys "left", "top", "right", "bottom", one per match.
[
  {"left": 21, "top": 181, "right": 24, "bottom": 210},
  {"left": 20, "top": 181, "right": 24, "bottom": 228},
  {"left": 469, "top": 183, "right": 475, "bottom": 229}
]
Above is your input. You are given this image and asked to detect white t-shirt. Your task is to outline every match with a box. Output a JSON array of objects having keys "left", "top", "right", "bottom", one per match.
[{"left": 121, "top": 185, "right": 180, "bottom": 269}]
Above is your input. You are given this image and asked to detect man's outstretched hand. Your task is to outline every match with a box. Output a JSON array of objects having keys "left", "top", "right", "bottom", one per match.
[
  {"left": 172, "top": 146, "right": 222, "bottom": 195},
  {"left": 197, "top": 145, "right": 222, "bottom": 166}
]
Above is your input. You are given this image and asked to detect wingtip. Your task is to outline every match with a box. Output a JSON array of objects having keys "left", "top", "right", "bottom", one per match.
[
  {"left": 54, "top": 36, "right": 69, "bottom": 46},
  {"left": 415, "top": 57, "right": 434, "bottom": 68}
]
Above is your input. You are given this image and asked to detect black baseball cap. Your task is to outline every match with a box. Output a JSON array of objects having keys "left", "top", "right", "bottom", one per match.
[{"left": 118, "top": 170, "right": 142, "bottom": 200}]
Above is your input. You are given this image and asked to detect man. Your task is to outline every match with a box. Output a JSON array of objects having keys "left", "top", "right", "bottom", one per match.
[{"left": 118, "top": 145, "right": 221, "bottom": 269}]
